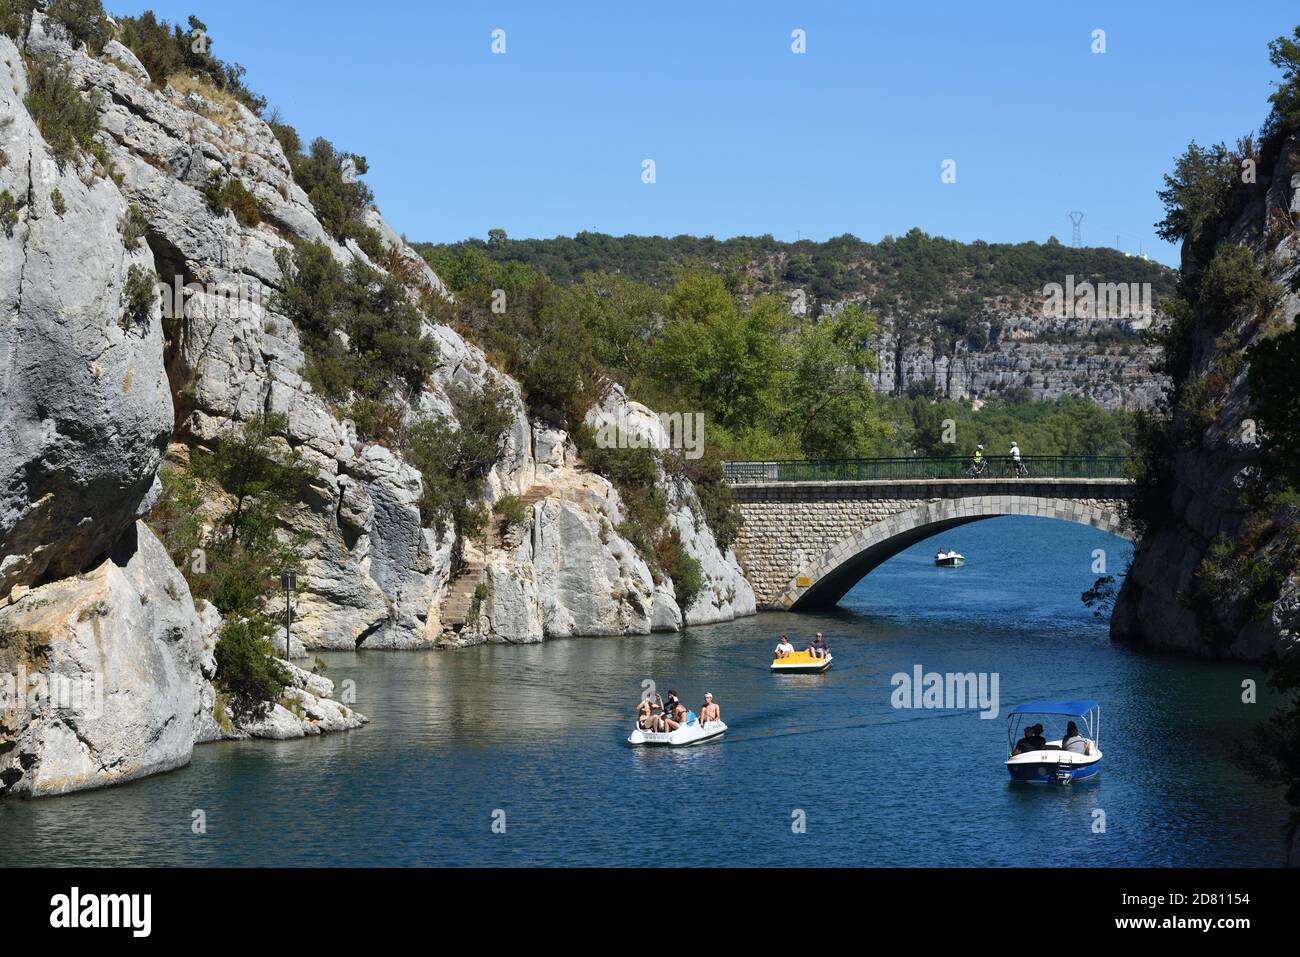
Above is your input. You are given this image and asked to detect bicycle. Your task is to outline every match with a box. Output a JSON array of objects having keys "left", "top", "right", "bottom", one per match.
[{"left": 964, "top": 460, "right": 988, "bottom": 478}]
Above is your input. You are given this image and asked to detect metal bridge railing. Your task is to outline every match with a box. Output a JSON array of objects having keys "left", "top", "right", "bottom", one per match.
[{"left": 722, "top": 456, "right": 1131, "bottom": 484}]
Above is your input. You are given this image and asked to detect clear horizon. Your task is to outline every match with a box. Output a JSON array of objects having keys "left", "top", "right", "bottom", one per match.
[{"left": 119, "top": 1, "right": 1298, "bottom": 267}]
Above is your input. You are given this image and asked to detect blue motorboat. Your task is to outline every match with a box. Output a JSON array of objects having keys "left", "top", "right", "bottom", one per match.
[{"left": 1005, "top": 700, "right": 1102, "bottom": 784}]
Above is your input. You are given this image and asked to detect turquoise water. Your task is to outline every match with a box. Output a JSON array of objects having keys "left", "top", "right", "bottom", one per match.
[{"left": 0, "top": 516, "right": 1289, "bottom": 866}]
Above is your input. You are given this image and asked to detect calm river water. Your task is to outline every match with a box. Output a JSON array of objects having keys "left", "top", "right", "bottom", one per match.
[{"left": 0, "top": 517, "right": 1289, "bottom": 866}]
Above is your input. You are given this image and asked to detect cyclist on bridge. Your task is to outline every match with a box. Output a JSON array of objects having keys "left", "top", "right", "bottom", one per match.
[{"left": 1010, "top": 441, "right": 1025, "bottom": 477}]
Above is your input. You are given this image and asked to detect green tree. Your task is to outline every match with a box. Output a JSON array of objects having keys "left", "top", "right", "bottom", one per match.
[
  {"left": 1266, "top": 27, "right": 1300, "bottom": 136},
  {"left": 650, "top": 272, "right": 787, "bottom": 433},
  {"left": 191, "top": 413, "right": 311, "bottom": 545},
  {"left": 212, "top": 617, "right": 292, "bottom": 722},
  {"left": 1154, "top": 142, "right": 1237, "bottom": 247},
  {"left": 149, "top": 415, "right": 310, "bottom": 721},
  {"left": 784, "top": 306, "right": 890, "bottom": 458},
  {"left": 569, "top": 271, "right": 663, "bottom": 381}
]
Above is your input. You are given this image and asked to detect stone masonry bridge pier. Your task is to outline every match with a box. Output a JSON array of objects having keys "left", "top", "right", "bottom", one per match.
[{"left": 725, "top": 457, "right": 1134, "bottom": 611}]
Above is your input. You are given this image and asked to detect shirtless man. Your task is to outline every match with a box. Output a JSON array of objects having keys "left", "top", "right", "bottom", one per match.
[{"left": 698, "top": 692, "right": 721, "bottom": 726}]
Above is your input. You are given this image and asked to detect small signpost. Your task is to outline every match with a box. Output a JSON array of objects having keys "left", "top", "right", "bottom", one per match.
[{"left": 281, "top": 571, "right": 296, "bottom": 660}]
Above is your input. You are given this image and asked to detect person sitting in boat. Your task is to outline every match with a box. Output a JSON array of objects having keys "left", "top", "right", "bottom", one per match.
[
  {"left": 1061, "top": 721, "right": 1093, "bottom": 755},
  {"left": 661, "top": 696, "right": 689, "bottom": 733},
  {"left": 807, "top": 632, "right": 829, "bottom": 659},
  {"left": 774, "top": 635, "right": 795, "bottom": 659},
  {"left": 653, "top": 690, "right": 682, "bottom": 731},
  {"left": 637, "top": 693, "right": 663, "bottom": 730},
  {"left": 1011, "top": 728, "right": 1038, "bottom": 756},
  {"left": 1027, "top": 724, "right": 1046, "bottom": 750},
  {"left": 698, "top": 692, "right": 720, "bottom": 726}
]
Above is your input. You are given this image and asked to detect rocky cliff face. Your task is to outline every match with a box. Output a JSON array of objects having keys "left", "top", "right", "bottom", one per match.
[
  {"left": 0, "top": 32, "right": 171, "bottom": 601},
  {"left": 1, "top": 11, "right": 751, "bottom": 793},
  {"left": 866, "top": 312, "right": 1164, "bottom": 410},
  {"left": 1111, "top": 135, "right": 1300, "bottom": 660},
  {"left": 0, "top": 522, "right": 204, "bottom": 796}
]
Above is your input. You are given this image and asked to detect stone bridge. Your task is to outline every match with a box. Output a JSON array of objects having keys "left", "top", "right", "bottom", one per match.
[{"left": 727, "top": 466, "right": 1134, "bottom": 610}]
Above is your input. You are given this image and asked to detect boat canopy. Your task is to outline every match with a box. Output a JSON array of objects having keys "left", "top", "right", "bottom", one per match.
[{"left": 1008, "top": 700, "right": 1099, "bottom": 717}]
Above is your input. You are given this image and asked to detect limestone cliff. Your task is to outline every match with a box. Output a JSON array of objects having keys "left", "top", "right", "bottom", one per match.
[
  {"left": 1, "top": 9, "right": 751, "bottom": 793},
  {"left": 1111, "top": 134, "right": 1300, "bottom": 660},
  {"left": 866, "top": 310, "right": 1164, "bottom": 410}
]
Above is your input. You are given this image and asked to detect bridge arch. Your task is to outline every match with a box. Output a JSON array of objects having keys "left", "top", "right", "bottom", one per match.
[{"left": 773, "top": 495, "right": 1133, "bottom": 611}]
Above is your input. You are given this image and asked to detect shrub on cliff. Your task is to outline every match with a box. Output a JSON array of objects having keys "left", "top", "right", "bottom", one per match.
[
  {"left": 574, "top": 429, "right": 668, "bottom": 565},
  {"left": 665, "top": 450, "right": 743, "bottom": 553},
  {"left": 213, "top": 617, "right": 292, "bottom": 722},
  {"left": 116, "top": 13, "right": 266, "bottom": 115},
  {"left": 493, "top": 494, "right": 530, "bottom": 534},
  {"left": 654, "top": 528, "right": 702, "bottom": 612},
  {"left": 1197, "top": 244, "right": 1277, "bottom": 324},
  {"left": 0, "top": 0, "right": 36, "bottom": 40},
  {"left": 403, "top": 380, "right": 515, "bottom": 547},
  {"left": 1264, "top": 27, "right": 1300, "bottom": 145},
  {"left": 46, "top": 0, "right": 109, "bottom": 52},
  {"left": 425, "top": 245, "right": 601, "bottom": 428},
  {"left": 1154, "top": 142, "right": 1238, "bottom": 252},
  {"left": 122, "top": 265, "right": 156, "bottom": 326},
  {"left": 147, "top": 417, "right": 310, "bottom": 719},
  {"left": 1249, "top": 325, "right": 1300, "bottom": 489},
  {"left": 23, "top": 52, "right": 101, "bottom": 169},
  {"left": 118, "top": 203, "right": 149, "bottom": 247},
  {"left": 153, "top": 415, "right": 310, "bottom": 621},
  {"left": 0, "top": 189, "right": 18, "bottom": 238},
  {"left": 203, "top": 172, "right": 261, "bottom": 226},
  {"left": 274, "top": 241, "right": 438, "bottom": 418},
  {"left": 274, "top": 135, "right": 384, "bottom": 255},
  {"left": 1122, "top": 411, "right": 1175, "bottom": 539}
]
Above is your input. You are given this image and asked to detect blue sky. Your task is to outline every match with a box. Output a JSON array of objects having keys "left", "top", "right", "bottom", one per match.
[{"left": 124, "top": 1, "right": 1297, "bottom": 265}]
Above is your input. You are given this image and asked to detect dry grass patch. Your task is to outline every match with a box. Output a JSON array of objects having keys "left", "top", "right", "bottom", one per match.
[{"left": 167, "top": 72, "right": 240, "bottom": 125}]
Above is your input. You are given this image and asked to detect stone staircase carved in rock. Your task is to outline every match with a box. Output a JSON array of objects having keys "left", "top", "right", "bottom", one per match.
[{"left": 439, "top": 484, "right": 554, "bottom": 633}]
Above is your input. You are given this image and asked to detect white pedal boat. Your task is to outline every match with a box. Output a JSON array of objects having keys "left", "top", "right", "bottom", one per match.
[{"left": 628, "top": 719, "right": 727, "bottom": 747}]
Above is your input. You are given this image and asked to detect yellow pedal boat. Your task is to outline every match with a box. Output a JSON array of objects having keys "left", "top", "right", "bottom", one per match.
[{"left": 770, "top": 650, "right": 833, "bottom": 674}]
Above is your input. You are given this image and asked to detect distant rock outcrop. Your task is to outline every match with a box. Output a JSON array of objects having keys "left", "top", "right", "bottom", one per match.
[{"left": 867, "top": 312, "right": 1165, "bottom": 410}]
